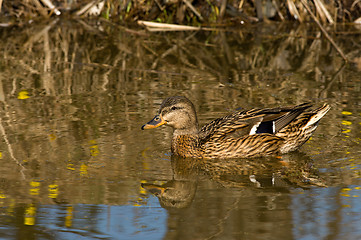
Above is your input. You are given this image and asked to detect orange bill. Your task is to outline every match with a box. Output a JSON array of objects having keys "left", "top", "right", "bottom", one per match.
[{"left": 141, "top": 115, "right": 166, "bottom": 130}]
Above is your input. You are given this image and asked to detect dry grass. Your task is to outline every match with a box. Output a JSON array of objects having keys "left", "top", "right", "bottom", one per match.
[{"left": 1, "top": 0, "right": 361, "bottom": 25}]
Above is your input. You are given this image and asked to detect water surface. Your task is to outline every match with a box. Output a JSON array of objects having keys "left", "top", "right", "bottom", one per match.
[{"left": 0, "top": 20, "right": 360, "bottom": 239}]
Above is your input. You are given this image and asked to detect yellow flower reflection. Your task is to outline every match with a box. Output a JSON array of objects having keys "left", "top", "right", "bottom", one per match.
[
  {"left": 139, "top": 180, "right": 147, "bottom": 195},
  {"left": 24, "top": 204, "right": 36, "bottom": 226},
  {"left": 90, "top": 145, "right": 99, "bottom": 156},
  {"left": 342, "top": 120, "right": 352, "bottom": 126},
  {"left": 340, "top": 187, "right": 361, "bottom": 199},
  {"left": 65, "top": 206, "right": 73, "bottom": 228},
  {"left": 49, "top": 133, "right": 57, "bottom": 141},
  {"left": 7, "top": 200, "right": 15, "bottom": 216},
  {"left": 30, "top": 181, "right": 40, "bottom": 196},
  {"left": 48, "top": 184, "right": 59, "bottom": 199},
  {"left": 67, "top": 162, "right": 75, "bottom": 171},
  {"left": 18, "top": 90, "right": 30, "bottom": 100},
  {"left": 340, "top": 193, "right": 350, "bottom": 197},
  {"left": 89, "top": 140, "right": 100, "bottom": 156},
  {"left": 80, "top": 163, "right": 88, "bottom": 176},
  {"left": 0, "top": 191, "right": 5, "bottom": 199},
  {"left": 341, "top": 111, "right": 352, "bottom": 115}
]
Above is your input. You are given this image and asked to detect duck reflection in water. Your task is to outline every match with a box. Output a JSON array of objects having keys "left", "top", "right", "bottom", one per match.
[
  {"left": 142, "top": 153, "right": 326, "bottom": 209},
  {"left": 142, "top": 179, "right": 197, "bottom": 209}
]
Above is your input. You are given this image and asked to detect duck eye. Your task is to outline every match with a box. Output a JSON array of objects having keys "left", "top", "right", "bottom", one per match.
[{"left": 171, "top": 106, "right": 177, "bottom": 111}]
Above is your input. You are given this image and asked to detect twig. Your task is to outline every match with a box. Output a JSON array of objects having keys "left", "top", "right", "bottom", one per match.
[
  {"left": 206, "top": 198, "right": 240, "bottom": 240},
  {"left": 0, "top": 108, "right": 26, "bottom": 180},
  {"left": 318, "top": 63, "right": 346, "bottom": 99},
  {"left": 300, "top": 0, "right": 347, "bottom": 62}
]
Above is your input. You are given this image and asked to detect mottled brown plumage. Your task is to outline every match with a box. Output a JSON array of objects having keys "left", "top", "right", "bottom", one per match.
[{"left": 141, "top": 96, "right": 330, "bottom": 159}]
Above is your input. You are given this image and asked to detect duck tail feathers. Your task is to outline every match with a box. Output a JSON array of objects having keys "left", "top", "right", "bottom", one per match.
[{"left": 304, "top": 104, "right": 331, "bottom": 128}]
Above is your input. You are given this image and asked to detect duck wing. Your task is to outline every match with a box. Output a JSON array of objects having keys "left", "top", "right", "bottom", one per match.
[
  {"left": 199, "top": 102, "right": 312, "bottom": 142},
  {"left": 199, "top": 112, "right": 257, "bottom": 140},
  {"left": 254, "top": 102, "right": 312, "bottom": 134}
]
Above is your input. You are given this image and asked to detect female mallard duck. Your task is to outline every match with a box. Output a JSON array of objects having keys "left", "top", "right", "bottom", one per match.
[{"left": 141, "top": 96, "right": 330, "bottom": 159}]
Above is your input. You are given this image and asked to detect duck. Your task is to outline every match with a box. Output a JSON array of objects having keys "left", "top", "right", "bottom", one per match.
[{"left": 141, "top": 96, "right": 330, "bottom": 159}]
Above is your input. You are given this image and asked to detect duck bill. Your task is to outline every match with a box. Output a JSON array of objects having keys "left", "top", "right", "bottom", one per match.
[
  {"left": 141, "top": 183, "right": 165, "bottom": 195},
  {"left": 141, "top": 115, "right": 166, "bottom": 130}
]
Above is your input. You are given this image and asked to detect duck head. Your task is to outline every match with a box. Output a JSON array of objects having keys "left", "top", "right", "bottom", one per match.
[{"left": 141, "top": 96, "right": 198, "bottom": 134}]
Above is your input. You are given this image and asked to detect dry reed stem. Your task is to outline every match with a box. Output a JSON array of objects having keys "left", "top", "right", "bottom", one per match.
[
  {"left": 40, "top": 0, "right": 61, "bottom": 15},
  {"left": 314, "top": 0, "right": 334, "bottom": 24},
  {"left": 138, "top": 20, "right": 201, "bottom": 31},
  {"left": 287, "top": 0, "right": 302, "bottom": 22},
  {"left": 31, "top": 0, "right": 48, "bottom": 17},
  {"left": 183, "top": 0, "right": 204, "bottom": 21},
  {"left": 272, "top": 0, "right": 285, "bottom": 21},
  {"left": 219, "top": 0, "right": 227, "bottom": 19},
  {"left": 76, "top": 0, "right": 104, "bottom": 16}
]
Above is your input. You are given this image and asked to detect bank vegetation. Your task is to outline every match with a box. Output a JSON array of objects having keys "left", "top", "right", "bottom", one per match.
[{"left": 1, "top": 0, "right": 361, "bottom": 26}]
